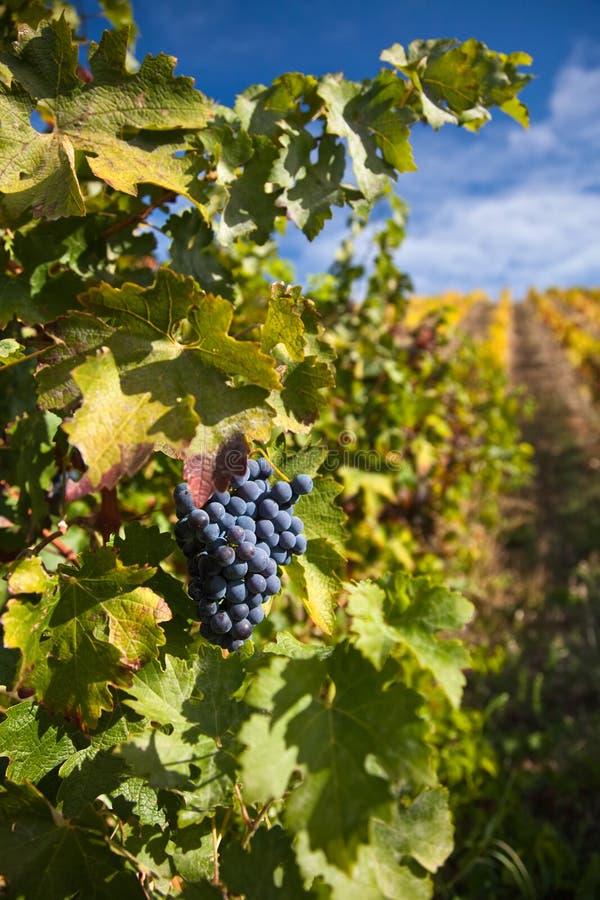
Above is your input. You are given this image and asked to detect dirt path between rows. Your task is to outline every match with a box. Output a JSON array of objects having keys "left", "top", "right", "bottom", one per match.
[{"left": 508, "top": 298, "right": 600, "bottom": 593}]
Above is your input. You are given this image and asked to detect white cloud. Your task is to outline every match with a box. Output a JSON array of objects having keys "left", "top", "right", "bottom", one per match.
[{"left": 283, "top": 44, "right": 600, "bottom": 298}]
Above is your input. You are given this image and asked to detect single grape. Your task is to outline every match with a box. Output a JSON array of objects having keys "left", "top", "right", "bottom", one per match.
[
  {"left": 189, "top": 508, "right": 210, "bottom": 529},
  {"left": 289, "top": 515, "right": 304, "bottom": 534},
  {"left": 211, "top": 611, "right": 232, "bottom": 634},
  {"left": 188, "top": 579, "right": 207, "bottom": 602},
  {"left": 197, "top": 600, "right": 219, "bottom": 619},
  {"left": 238, "top": 481, "right": 261, "bottom": 502},
  {"left": 258, "top": 498, "right": 279, "bottom": 520},
  {"left": 265, "top": 574, "right": 281, "bottom": 595},
  {"left": 263, "top": 556, "right": 277, "bottom": 577},
  {"left": 230, "top": 602, "right": 250, "bottom": 621},
  {"left": 247, "top": 458, "right": 260, "bottom": 479},
  {"left": 256, "top": 519, "right": 275, "bottom": 540},
  {"left": 257, "top": 457, "right": 274, "bottom": 478},
  {"left": 271, "top": 548, "right": 288, "bottom": 565},
  {"left": 292, "top": 474, "right": 313, "bottom": 495},
  {"left": 174, "top": 483, "right": 196, "bottom": 515},
  {"left": 212, "top": 491, "right": 230, "bottom": 506},
  {"left": 215, "top": 545, "right": 236, "bottom": 567},
  {"left": 248, "top": 548, "right": 269, "bottom": 572},
  {"left": 206, "top": 501, "right": 226, "bottom": 522},
  {"left": 273, "top": 509, "right": 292, "bottom": 532},
  {"left": 248, "top": 606, "right": 265, "bottom": 625},
  {"left": 220, "top": 512, "right": 236, "bottom": 531},
  {"left": 227, "top": 525, "right": 245, "bottom": 544},
  {"left": 237, "top": 515, "right": 256, "bottom": 532},
  {"left": 232, "top": 619, "right": 253, "bottom": 640},
  {"left": 271, "top": 480, "right": 292, "bottom": 504},
  {"left": 230, "top": 639, "right": 245, "bottom": 651},
  {"left": 292, "top": 533, "right": 307, "bottom": 554},
  {"left": 247, "top": 592, "right": 263, "bottom": 608},
  {"left": 225, "top": 580, "right": 246, "bottom": 603},
  {"left": 278, "top": 530, "right": 296, "bottom": 550},
  {"left": 202, "top": 523, "right": 221, "bottom": 544},
  {"left": 247, "top": 572, "right": 267, "bottom": 594},
  {"left": 227, "top": 496, "right": 247, "bottom": 517},
  {"left": 242, "top": 530, "right": 257, "bottom": 545},
  {"left": 237, "top": 541, "right": 256, "bottom": 561},
  {"left": 245, "top": 501, "right": 257, "bottom": 517}
]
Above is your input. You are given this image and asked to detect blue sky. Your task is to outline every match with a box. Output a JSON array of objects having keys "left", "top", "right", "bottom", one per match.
[{"left": 127, "top": 0, "right": 599, "bottom": 298}]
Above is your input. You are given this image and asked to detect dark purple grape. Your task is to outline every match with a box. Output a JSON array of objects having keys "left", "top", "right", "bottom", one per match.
[
  {"left": 232, "top": 619, "right": 253, "bottom": 640},
  {"left": 247, "top": 459, "right": 260, "bottom": 479},
  {"left": 258, "top": 498, "right": 279, "bottom": 520},
  {"left": 247, "top": 573, "right": 267, "bottom": 594},
  {"left": 189, "top": 508, "right": 210, "bottom": 529},
  {"left": 237, "top": 515, "right": 255, "bottom": 532},
  {"left": 202, "top": 523, "right": 221, "bottom": 544},
  {"left": 211, "top": 611, "right": 232, "bottom": 634},
  {"left": 256, "top": 519, "right": 275, "bottom": 540},
  {"left": 227, "top": 496, "right": 247, "bottom": 517},
  {"left": 292, "top": 474, "right": 313, "bottom": 495},
  {"left": 174, "top": 483, "right": 196, "bottom": 515},
  {"left": 206, "top": 501, "right": 226, "bottom": 522},
  {"left": 239, "top": 481, "right": 261, "bottom": 502},
  {"left": 223, "top": 561, "right": 249, "bottom": 579},
  {"left": 245, "top": 501, "right": 257, "bottom": 517},
  {"left": 212, "top": 491, "right": 230, "bottom": 506},
  {"left": 247, "top": 593, "right": 263, "bottom": 608},
  {"left": 237, "top": 541, "right": 256, "bottom": 561},
  {"left": 230, "top": 602, "right": 250, "bottom": 621},
  {"left": 289, "top": 516, "right": 304, "bottom": 534},
  {"left": 265, "top": 574, "right": 281, "bottom": 595},
  {"left": 226, "top": 580, "right": 246, "bottom": 604},
  {"left": 257, "top": 457, "right": 274, "bottom": 478},
  {"left": 293, "top": 534, "right": 307, "bottom": 555},
  {"left": 248, "top": 606, "right": 265, "bottom": 625},
  {"left": 248, "top": 548, "right": 269, "bottom": 572},
  {"left": 271, "top": 480, "right": 292, "bottom": 504},
  {"left": 215, "top": 545, "right": 236, "bottom": 567},
  {"left": 273, "top": 510, "right": 292, "bottom": 532},
  {"left": 227, "top": 525, "right": 245, "bottom": 544},
  {"left": 278, "top": 531, "right": 296, "bottom": 550}
]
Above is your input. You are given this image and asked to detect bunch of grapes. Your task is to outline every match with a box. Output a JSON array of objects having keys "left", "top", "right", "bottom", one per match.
[{"left": 173, "top": 457, "right": 313, "bottom": 651}]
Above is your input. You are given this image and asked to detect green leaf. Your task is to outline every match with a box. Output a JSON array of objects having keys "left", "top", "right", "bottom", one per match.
[
  {"left": 276, "top": 644, "right": 434, "bottom": 863},
  {"left": 221, "top": 826, "right": 310, "bottom": 899},
  {"left": 0, "top": 337, "right": 24, "bottom": 366},
  {"left": 262, "top": 282, "right": 307, "bottom": 362},
  {"left": 3, "top": 548, "right": 172, "bottom": 728},
  {"left": 0, "top": 782, "right": 146, "bottom": 899},
  {"left": 294, "top": 830, "right": 432, "bottom": 900},
  {"left": 371, "top": 788, "right": 454, "bottom": 873},
  {"left": 346, "top": 573, "right": 474, "bottom": 707},
  {"left": 0, "top": 20, "right": 212, "bottom": 218},
  {"left": 286, "top": 538, "right": 342, "bottom": 635},
  {"left": 120, "top": 650, "right": 242, "bottom": 801},
  {"left": 40, "top": 268, "right": 280, "bottom": 492},
  {"left": 0, "top": 700, "right": 75, "bottom": 783},
  {"left": 63, "top": 346, "right": 198, "bottom": 493}
]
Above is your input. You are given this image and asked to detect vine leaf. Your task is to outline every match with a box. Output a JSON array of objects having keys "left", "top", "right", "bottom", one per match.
[
  {"left": 0, "top": 19, "right": 212, "bottom": 218},
  {"left": 274, "top": 644, "right": 434, "bottom": 864},
  {"left": 39, "top": 269, "right": 280, "bottom": 496},
  {"left": 3, "top": 548, "right": 171, "bottom": 730},
  {"left": 346, "top": 573, "right": 474, "bottom": 707},
  {"left": 284, "top": 475, "right": 345, "bottom": 634},
  {"left": 120, "top": 649, "right": 243, "bottom": 800},
  {"left": 0, "top": 700, "right": 76, "bottom": 784},
  {"left": 0, "top": 782, "right": 146, "bottom": 899},
  {"left": 62, "top": 347, "right": 197, "bottom": 495}
]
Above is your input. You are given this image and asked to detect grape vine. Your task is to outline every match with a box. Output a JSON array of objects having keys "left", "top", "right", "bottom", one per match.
[{"left": 0, "top": 2, "right": 534, "bottom": 898}]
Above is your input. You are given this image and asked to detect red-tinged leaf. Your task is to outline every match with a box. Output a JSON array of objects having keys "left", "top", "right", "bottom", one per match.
[{"left": 183, "top": 432, "right": 249, "bottom": 507}]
